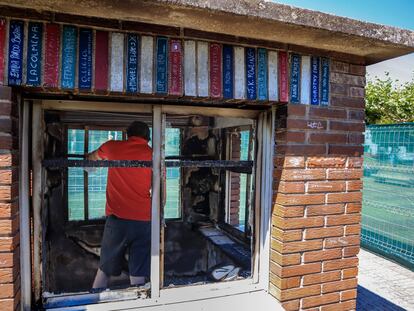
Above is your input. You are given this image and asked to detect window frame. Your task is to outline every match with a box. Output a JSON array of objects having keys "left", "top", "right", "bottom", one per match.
[
  {"left": 28, "top": 100, "right": 274, "bottom": 309},
  {"left": 64, "top": 124, "right": 127, "bottom": 224}
]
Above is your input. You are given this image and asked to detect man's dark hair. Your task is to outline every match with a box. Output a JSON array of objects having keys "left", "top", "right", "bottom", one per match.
[{"left": 127, "top": 121, "right": 150, "bottom": 141}]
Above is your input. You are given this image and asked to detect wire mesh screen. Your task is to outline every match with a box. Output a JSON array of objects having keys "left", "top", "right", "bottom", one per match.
[{"left": 362, "top": 123, "right": 414, "bottom": 269}]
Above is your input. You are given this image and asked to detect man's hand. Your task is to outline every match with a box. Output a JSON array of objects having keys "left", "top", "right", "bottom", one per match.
[
  {"left": 87, "top": 150, "right": 102, "bottom": 161},
  {"left": 84, "top": 150, "right": 101, "bottom": 173}
]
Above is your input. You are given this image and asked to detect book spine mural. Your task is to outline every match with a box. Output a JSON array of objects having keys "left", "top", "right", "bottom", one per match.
[
  {"left": 78, "top": 28, "right": 93, "bottom": 91},
  {"left": 0, "top": 19, "right": 6, "bottom": 85},
  {"left": 156, "top": 37, "right": 168, "bottom": 94},
  {"left": 0, "top": 19, "right": 330, "bottom": 105},
  {"left": 8, "top": 20, "right": 24, "bottom": 86},
  {"left": 94, "top": 31, "right": 109, "bottom": 91},
  {"left": 169, "top": 39, "right": 183, "bottom": 96},
  {"left": 222, "top": 44, "right": 234, "bottom": 99},
  {"left": 311, "top": 56, "right": 320, "bottom": 105},
  {"left": 210, "top": 43, "right": 222, "bottom": 99},
  {"left": 126, "top": 34, "right": 139, "bottom": 93},
  {"left": 278, "top": 51, "right": 288, "bottom": 103},
  {"left": 320, "top": 57, "right": 330, "bottom": 106},
  {"left": 44, "top": 23, "right": 60, "bottom": 88},
  {"left": 289, "top": 53, "right": 301, "bottom": 104},
  {"left": 26, "top": 22, "right": 43, "bottom": 87}
]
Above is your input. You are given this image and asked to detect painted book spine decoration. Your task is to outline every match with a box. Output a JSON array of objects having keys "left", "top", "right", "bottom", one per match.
[
  {"left": 257, "top": 48, "right": 268, "bottom": 101},
  {"left": 300, "top": 55, "right": 311, "bottom": 105},
  {"left": 0, "top": 21, "right": 331, "bottom": 103},
  {"left": 44, "top": 24, "right": 60, "bottom": 88},
  {"left": 246, "top": 47, "right": 257, "bottom": 100},
  {"left": 234, "top": 46, "right": 246, "bottom": 99},
  {"left": 26, "top": 22, "right": 43, "bottom": 87},
  {"left": 278, "top": 51, "right": 288, "bottom": 102},
  {"left": 8, "top": 20, "right": 24, "bottom": 86},
  {"left": 110, "top": 32, "right": 124, "bottom": 92},
  {"left": 222, "top": 45, "right": 234, "bottom": 99},
  {"left": 156, "top": 37, "right": 168, "bottom": 94},
  {"left": 94, "top": 31, "right": 109, "bottom": 91},
  {"left": 268, "top": 50, "right": 278, "bottom": 101},
  {"left": 311, "top": 56, "right": 320, "bottom": 105},
  {"left": 210, "top": 43, "right": 222, "bottom": 98},
  {"left": 61, "top": 26, "right": 77, "bottom": 89},
  {"left": 184, "top": 40, "right": 196, "bottom": 96},
  {"left": 0, "top": 19, "right": 6, "bottom": 85},
  {"left": 140, "top": 36, "right": 154, "bottom": 94},
  {"left": 320, "top": 57, "right": 330, "bottom": 105},
  {"left": 126, "top": 34, "right": 139, "bottom": 93},
  {"left": 78, "top": 29, "right": 93, "bottom": 90},
  {"left": 197, "top": 41, "right": 209, "bottom": 97},
  {"left": 169, "top": 40, "right": 183, "bottom": 96},
  {"left": 290, "top": 53, "right": 301, "bottom": 104}
]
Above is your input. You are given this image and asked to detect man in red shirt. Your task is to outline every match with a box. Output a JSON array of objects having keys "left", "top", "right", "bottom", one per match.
[{"left": 89, "top": 121, "right": 152, "bottom": 289}]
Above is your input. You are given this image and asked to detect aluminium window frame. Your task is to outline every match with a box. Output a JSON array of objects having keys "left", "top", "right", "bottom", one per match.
[
  {"left": 64, "top": 124, "right": 127, "bottom": 224},
  {"left": 26, "top": 99, "right": 274, "bottom": 310}
]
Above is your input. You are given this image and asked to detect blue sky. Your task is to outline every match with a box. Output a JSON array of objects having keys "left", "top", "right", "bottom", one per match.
[{"left": 273, "top": 0, "right": 414, "bottom": 82}]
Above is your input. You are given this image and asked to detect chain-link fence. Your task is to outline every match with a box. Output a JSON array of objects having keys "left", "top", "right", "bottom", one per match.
[{"left": 362, "top": 123, "right": 414, "bottom": 269}]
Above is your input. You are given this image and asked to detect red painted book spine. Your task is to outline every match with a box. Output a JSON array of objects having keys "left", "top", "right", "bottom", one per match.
[
  {"left": 44, "top": 24, "right": 60, "bottom": 88},
  {"left": 95, "top": 31, "right": 109, "bottom": 92},
  {"left": 168, "top": 39, "right": 183, "bottom": 96},
  {"left": 210, "top": 43, "right": 222, "bottom": 98},
  {"left": 279, "top": 51, "right": 289, "bottom": 103},
  {"left": 0, "top": 19, "right": 6, "bottom": 85}
]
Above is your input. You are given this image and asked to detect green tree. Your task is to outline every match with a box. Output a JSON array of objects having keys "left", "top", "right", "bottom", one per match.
[{"left": 366, "top": 73, "right": 414, "bottom": 124}]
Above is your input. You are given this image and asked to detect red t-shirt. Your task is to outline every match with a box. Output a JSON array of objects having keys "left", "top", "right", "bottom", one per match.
[{"left": 97, "top": 136, "right": 152, "bottom": 221}]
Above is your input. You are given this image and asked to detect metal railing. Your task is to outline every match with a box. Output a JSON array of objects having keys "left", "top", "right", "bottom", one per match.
[{"left": 362, "top": 123, "right": 414, "bottom": 269}]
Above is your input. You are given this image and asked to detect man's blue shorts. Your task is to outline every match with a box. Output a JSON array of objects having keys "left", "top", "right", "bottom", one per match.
[{"left": 99, "top": 215, "right": 151, "bottom": 278}]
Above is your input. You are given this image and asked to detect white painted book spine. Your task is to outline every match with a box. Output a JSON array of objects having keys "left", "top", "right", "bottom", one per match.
[
  {"left": 140, "top": 36, "right": 154, "bottom": 94},
  {"left": 184, "top": 40, "right": 196, "bottom": 96},
  {"left": 110, "top": 32, "right": 124, "bottom": 92},
  {"left": 234, "top": 46, "right": 246, "bottom": 99},
  {"left": 301, "top": 55, "right": 311, "bottom": 104},
  {"left": 197, "top": 41, "right": 209, "bottom": 97},
  {"left": 268, "top": 50, "right": 278, "bottom": 101}
]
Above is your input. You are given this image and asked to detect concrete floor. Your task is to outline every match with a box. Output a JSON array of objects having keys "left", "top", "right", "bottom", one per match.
[{"left": 357, "top": 249, "right": 414, "bottom": 311}]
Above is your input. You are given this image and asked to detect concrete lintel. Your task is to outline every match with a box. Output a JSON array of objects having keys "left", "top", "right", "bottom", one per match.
[{"left": 1, "top": 0, "right": 414, "bottom": 64}]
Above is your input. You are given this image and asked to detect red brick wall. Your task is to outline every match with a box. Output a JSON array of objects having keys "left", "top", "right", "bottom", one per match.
[
  {"left": 0, "top": 86, "right": 20, "bottom": 311},
  {"left": 270, "top": 61, "right": 365, "bottom": 310}
]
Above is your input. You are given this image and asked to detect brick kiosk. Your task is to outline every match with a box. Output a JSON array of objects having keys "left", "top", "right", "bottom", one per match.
[
  {"left": 0, "top": 1, "right": 412, "bottom": 310},
  {"left": 271, "top": 62, "right": 366, "bottom": 310},
  {"left": 0, "top": 86, "right": 20, "bottom": 310}
]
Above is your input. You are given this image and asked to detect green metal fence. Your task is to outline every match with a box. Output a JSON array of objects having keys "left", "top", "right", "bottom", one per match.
[{"left": 362, "top": 123, "right": 414, "bottom": 269}]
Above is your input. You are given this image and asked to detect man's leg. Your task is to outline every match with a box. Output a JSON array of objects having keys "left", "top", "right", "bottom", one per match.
[
  {"left": 128, "top": 221, "right": 151, "bottom": 287},
  {"left": 93, "top": 215, "right": 126, "bottom": 289},
  {"left": 92, "top": 268, "right": 109, "bottom": 289},
  {"left": 130, "top": 275, "right": 146, "bottom": 286}
]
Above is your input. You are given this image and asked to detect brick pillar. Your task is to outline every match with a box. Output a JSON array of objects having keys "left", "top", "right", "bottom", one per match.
[
  {"left": 270, "top": 61, "right": 365, "bottom": 311},
  {"left": 0, "top": 86, "right": 20, "bottom": 311},
  {"left": 229, "top": 132, "right": 241, "bottom": 226}
]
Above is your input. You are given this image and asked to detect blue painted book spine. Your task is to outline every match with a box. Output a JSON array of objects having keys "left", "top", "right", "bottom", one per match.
[
  {"left": 127, "top": 34, "right": 139, "bottom": 93},
  {"left": 320, "top": 57, "right": 330, "bottom": 106},
  {"left": 222, "top": 45, "right": 233, "bottom": 99},
  {"left": 8, "top": 20, "right": 24, "bottom": 86},
  {"left": 290, "top": 53, "right": 301, "bottom": 104},
  {"left": 78, "top": 28, "right": 93, "bottom": 90},
  {"left": 61, "top": 25, "right": 77, "bottom": 89},
  {"left": 156, "top": 37, "right": 168, "bottom": 94},
  {"left": 26, "top": 22, "right": 42, "bottom": 86},
  {"left": 311, "top": 56, "right": 320, "bottom": 105},
  {"left": 246, "top": 47, "right": 256, "bottom": 100},
  {"left": 257, "top": 48, "right": 268, "bottom": 100}
]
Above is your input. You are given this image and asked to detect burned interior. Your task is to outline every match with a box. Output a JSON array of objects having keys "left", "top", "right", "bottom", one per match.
[{"left": 41, "top": 106, "right": 258, "bottom": 297}]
